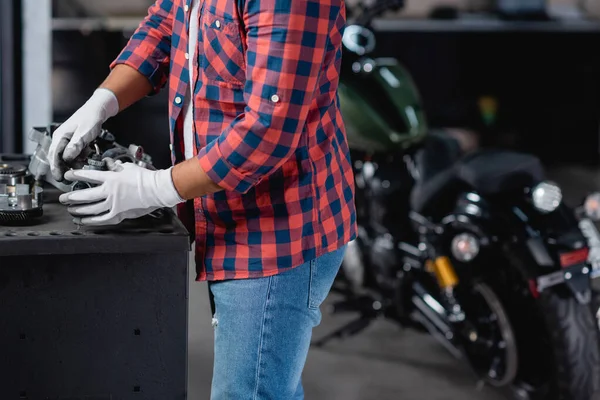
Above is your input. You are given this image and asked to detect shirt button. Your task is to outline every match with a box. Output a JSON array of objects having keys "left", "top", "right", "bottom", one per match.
[
  {"left": 215, "top": 20, "right": 221, "bottom": 29},
  {"left": 185, "top": 53, "right": 189, "bottom": 60},
  {"left": 175, "top": 96, "right": 182, "bottom": 105},
  {"left": 184, "top": 4, "right": 189, "bottom": 12},
  {"left": 270, "top": 94, "right": 280, "bottom": 103}
]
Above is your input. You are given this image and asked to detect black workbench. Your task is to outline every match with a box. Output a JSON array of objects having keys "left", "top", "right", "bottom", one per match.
[{"left": 0, "top": 193, "right": 190, "bottom": 400}]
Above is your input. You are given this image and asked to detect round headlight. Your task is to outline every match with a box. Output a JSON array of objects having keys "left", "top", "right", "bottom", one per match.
[
  {"left": 584, "top": 192, "right": 600, "bottom": 221},
  {"left": 532, "top": 181, "right": 562, "bottom": 213}
]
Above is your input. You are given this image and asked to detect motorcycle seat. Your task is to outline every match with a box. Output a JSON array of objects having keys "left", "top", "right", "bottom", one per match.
[{"left": 411, "top": 149, "right": 545, "bottom": 214}]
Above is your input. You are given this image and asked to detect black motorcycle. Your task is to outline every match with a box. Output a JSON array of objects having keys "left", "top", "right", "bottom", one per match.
[{"left": 314, "top": 1, "right": 600, "bottom": 399}]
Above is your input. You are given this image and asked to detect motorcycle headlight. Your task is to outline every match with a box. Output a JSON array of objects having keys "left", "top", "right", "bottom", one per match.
[
  {"left": 583, "top": 192, "right": 600, "bottom": 221},
  {"left": 531, "top": 181, "right": 562, "bottom": 214}
]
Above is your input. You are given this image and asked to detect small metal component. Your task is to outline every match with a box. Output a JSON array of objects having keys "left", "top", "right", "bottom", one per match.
[
  {"left": 565, "top": 272, "right": 572, "bottom": 280},
  {"left": 86, "top": 155, "right": 106, "bottom": 171},
  {"left": 0, "top": 164, "right": 43, "bottom": 223}
]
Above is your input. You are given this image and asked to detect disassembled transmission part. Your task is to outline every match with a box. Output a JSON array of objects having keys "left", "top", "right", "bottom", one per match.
[
  {"left": 18, "top": 123, "right": 163, "bottom": 225},
  {"left": 28, "top": 124, "right": 155, "bottom": 193},
  {"left": 0, "top": 163, "right": 44, "bottom": 223}
]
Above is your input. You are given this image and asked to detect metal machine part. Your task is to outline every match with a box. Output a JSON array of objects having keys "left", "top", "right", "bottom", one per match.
[
  {"left": 0, "top": 163, "right": 44, "bottom": 223},
  {"left": 28, "top": 124, "right": 155, "bottom": 193},
  {"left": 25, "top": 123, "right": 163, "bottom": 225}
]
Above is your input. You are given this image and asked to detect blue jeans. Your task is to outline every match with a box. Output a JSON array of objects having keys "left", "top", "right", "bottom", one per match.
[{"left": 208, "top": 246, "right": 346, "bottom": 400}]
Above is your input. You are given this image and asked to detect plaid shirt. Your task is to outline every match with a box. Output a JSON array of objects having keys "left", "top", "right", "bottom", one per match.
[{"left": 111, "top": 0, "right": 357, "bottom": 280}]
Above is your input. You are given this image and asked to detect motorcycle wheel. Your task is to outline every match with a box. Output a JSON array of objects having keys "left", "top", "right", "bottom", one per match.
[
  {"left": 461, "top": 282, "right": 519, "bottom": 387},
  {"left": 534, "top": 290, "right": 600, "bottom": 400}
]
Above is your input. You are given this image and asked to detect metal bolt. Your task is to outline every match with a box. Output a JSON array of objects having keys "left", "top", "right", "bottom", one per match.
[
  {"left": 372, "top": 301, "right": 382, "bottom": 310},
  {"left": 445, "top": 332, "right": 453, "bottom": 340},
  {"left": 565, "top": 272, "right": 572, "bottom": 280}
]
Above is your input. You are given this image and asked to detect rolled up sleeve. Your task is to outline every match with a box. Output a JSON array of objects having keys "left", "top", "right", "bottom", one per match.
[
  {"left": 110, "top": 0, "right": 174, "bottom": 94},
  {"left": 197, "top": 0, "right": 337, "bottom": 194}
]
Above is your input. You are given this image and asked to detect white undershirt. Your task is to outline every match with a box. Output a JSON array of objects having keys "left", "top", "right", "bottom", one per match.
[{"left": 182, "top": 0, "right": 200, "bottom": 160}]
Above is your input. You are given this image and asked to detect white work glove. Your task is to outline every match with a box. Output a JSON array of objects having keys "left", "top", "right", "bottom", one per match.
[
  {"left": 59, "top": 158, "right": 184, "bottom": 226},
  {"left": 48, "top": 88, "right": 120, "bottom": 182}
]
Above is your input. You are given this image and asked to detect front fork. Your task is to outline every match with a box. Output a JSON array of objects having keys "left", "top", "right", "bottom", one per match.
[
  {"left": 413, "top": 210, "right": 467, "bottom": 323},
  {"left": 425, "top": 253, "right": 466, "bottom": 323}
]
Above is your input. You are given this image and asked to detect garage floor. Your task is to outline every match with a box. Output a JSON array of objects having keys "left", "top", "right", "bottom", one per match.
[{"left": 185, "top": 166, "right": 598, "bottom": 400}]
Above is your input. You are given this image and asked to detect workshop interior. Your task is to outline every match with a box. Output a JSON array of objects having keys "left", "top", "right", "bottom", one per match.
[{"left": 3, "top": 0, "right": 600, "bottom": 399}]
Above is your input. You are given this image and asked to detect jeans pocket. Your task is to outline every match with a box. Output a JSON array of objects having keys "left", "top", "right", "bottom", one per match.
[{"left": 308, "top": 246, "right": 347, "bottom": 310}]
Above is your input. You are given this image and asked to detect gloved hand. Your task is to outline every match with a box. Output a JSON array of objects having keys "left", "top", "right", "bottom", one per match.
[
  {"left": 59, "top": 158, "right": 184, "bottom": 226},
  {"left": 48, "top": 88, "right": 120, "bottom": 182}
]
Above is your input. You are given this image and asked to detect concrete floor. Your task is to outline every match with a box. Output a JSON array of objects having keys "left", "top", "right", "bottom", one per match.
[{"left": 185, "top": 166, "right": 598, "bottom": 400}]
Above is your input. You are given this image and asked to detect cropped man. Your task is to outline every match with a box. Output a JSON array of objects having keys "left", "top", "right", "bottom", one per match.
[{"left": 48, "top": 0, "right": 356, "bottom": 398}]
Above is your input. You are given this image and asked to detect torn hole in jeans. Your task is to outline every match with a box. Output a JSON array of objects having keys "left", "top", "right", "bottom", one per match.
[{"left": 211, "top": 316, "right": 218, "bottom": 328}]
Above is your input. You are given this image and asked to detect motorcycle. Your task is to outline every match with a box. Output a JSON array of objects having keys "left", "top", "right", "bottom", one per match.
[{"left": 315, "top": 1, "right": 600, "bottom": 399}]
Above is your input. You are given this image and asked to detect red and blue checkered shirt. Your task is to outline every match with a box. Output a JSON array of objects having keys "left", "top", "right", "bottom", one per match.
[{"left": 111, "top": 0, "right": 357, "bottom": 280}]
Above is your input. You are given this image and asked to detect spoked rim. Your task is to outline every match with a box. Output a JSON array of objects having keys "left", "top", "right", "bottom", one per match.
[{"left": 463, "top": 282, "right": 519, "bottom": 387}]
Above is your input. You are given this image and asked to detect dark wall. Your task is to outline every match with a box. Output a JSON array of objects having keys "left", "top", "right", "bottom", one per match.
[
  {"left": 374, "top": 30, "right": 600, "bottom": 165},
  {"left": 53, "top": 28, "right": 600, "bottom": 168}
]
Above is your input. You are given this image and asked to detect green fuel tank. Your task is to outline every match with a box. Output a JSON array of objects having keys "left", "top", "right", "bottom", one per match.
[{"left": 339, "top": 25, "right": 428, "bottom": 154}]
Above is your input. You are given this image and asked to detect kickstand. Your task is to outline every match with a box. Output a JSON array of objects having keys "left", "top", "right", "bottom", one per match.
[{"left": 312, "top": 315, "right": 374, "bottom": 347}]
